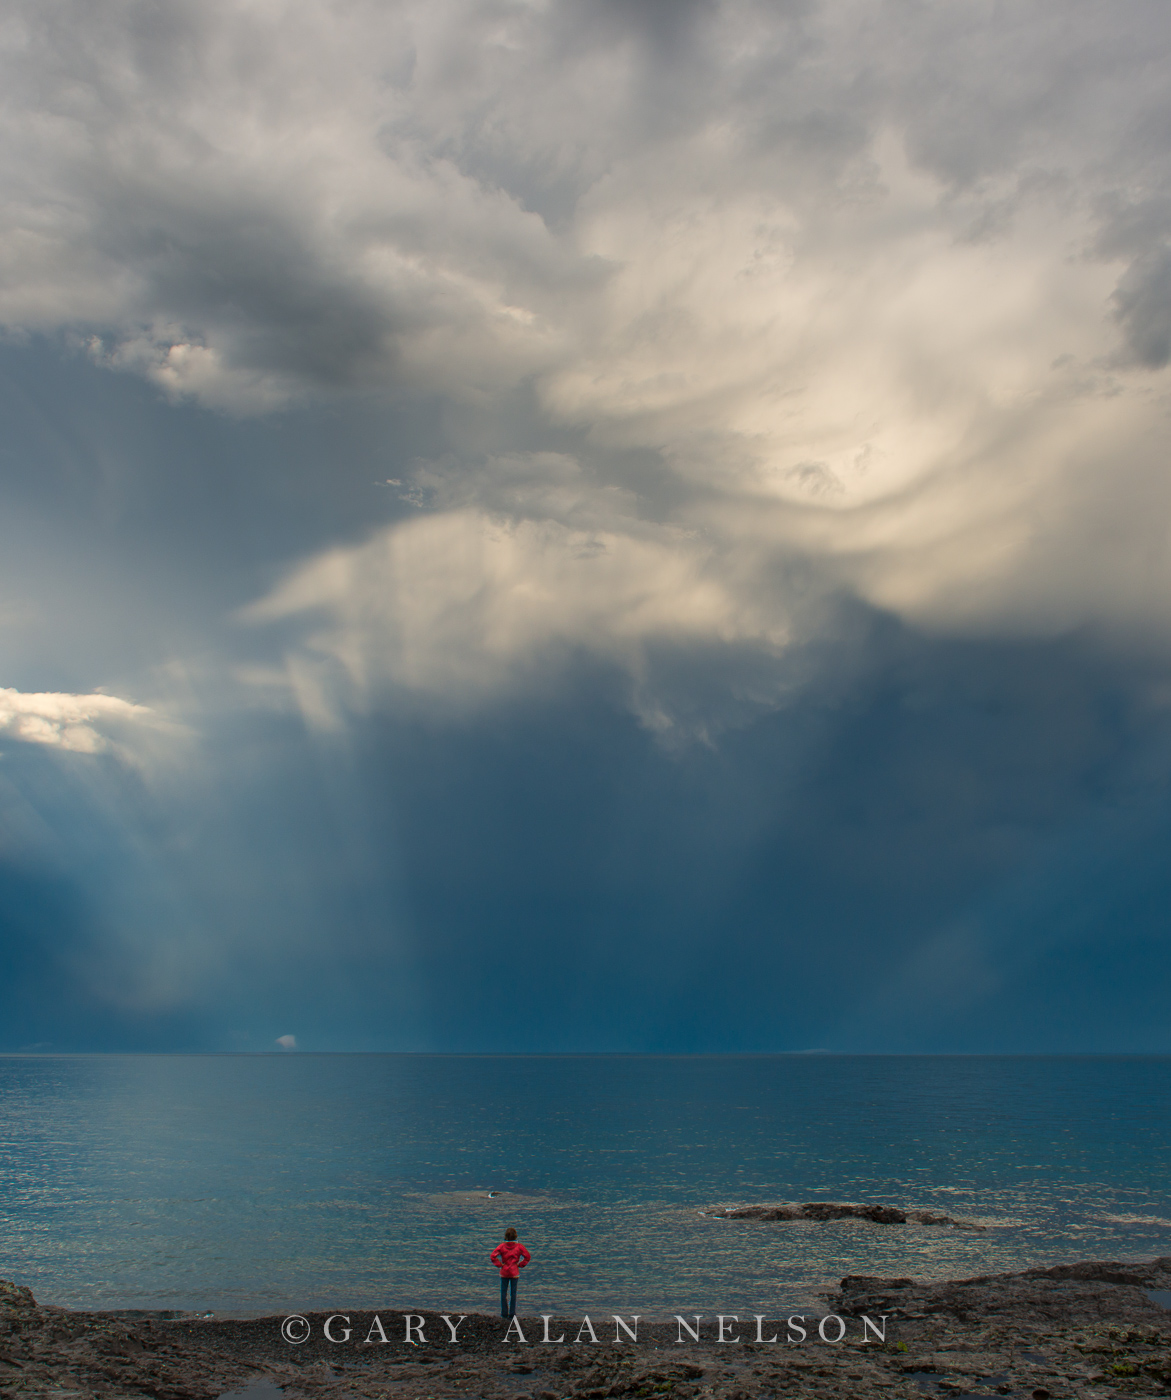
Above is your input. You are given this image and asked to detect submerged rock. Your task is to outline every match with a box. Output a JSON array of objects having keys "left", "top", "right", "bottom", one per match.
[{"left": 706, "top": 1201, "right": 984, "bottom": 1229}]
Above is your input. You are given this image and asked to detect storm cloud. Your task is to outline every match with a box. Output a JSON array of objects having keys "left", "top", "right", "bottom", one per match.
[{"left": 1, "top": 0, "right": 1171, "bottom": 1050}]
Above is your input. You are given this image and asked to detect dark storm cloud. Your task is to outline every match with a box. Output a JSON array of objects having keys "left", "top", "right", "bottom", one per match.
[
  {"left": 1, "top": 1, "right": 1171, "bottom": 1050},
  {"left": 1112, "top": 248, "right": 1171, "bottom": 368},
  {"left": 7, "top": 614, "right": 1169, "bottom": 1053}
]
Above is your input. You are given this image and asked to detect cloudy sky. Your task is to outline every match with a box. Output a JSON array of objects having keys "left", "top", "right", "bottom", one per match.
[{"left": 2, "top": 0, "right": 1171, "bottom": 1053}]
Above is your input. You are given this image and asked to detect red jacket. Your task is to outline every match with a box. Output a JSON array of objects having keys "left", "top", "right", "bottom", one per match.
[{"left": 491, "top": 1240, "right": 531, "bottom": 1278}]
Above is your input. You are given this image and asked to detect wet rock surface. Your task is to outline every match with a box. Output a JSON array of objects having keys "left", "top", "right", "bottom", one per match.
[
  {"left": 829, "top": 1257, "right": 1171, "bottom": 1331},
  {"left": 2, "top": 1260, "right": 1171, "bottom": 1399},
  {"left": 706, "top": 1202, "right": 985, "bottom": 1229}
]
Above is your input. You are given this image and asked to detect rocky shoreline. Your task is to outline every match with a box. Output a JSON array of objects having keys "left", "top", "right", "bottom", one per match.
[{"left": 2, "top": 1259, "right": 1171, "bottom": 1400}]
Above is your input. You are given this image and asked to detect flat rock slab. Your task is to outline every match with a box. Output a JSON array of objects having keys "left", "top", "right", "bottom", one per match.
[{"left": 830, "top": 1257, "right": 1171, "bottom": 1328}]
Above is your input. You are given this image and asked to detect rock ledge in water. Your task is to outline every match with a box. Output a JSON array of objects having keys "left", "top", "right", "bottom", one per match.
[
  {"left": 828, "top": 1255, "right": 1171, "bottom": 1329},
  {"left": 706, "top": 1201, "right": 984, "bottom": 1229}
]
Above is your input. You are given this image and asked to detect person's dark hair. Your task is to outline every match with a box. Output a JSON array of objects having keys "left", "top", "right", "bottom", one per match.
[{"left": 505, "top": 1227, "right": 517, "bottom": 1241}]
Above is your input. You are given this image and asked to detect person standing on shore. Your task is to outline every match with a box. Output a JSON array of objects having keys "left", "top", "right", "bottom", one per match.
[{"left": 491, "top": 1227, "right": 530, "bottom": 1318}]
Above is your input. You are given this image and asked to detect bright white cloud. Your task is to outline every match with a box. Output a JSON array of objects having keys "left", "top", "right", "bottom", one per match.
[
  {"left": 0, "top": 687, "right": 156, "bottom": 753},
  {"left": 242, "top": 487, "right": 799, "bottom": 734},
  {"left": 5, "top": 0, "right": 1171, "bottom": 722}
]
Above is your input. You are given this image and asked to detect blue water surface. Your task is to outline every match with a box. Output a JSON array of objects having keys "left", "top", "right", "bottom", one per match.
[{"left": 0, "top": 1054, "right": 1168, "bottom": 1317}]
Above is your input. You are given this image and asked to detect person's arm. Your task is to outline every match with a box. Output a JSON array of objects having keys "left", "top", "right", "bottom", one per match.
[
  {"left": 519, "top": 1245, "right": 531, "bottom": 1267},
  {"left": 491, "top": 1245, "right": 503, "bottom": 1267}
]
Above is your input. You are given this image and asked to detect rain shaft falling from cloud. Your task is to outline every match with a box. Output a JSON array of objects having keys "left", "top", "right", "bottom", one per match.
[{"left": 1, "top": 0, "right": 1171, "bottom": 1050}]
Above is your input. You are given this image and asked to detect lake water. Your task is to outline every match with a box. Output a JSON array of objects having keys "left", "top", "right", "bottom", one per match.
[{"left": 1, "top": 1054, "right": 1169, "bottom": 1318}]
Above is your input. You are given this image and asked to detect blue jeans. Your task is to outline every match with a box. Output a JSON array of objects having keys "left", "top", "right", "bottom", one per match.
[{"left": 500, "top": 1275, "right": 517, "bottom": 1317}]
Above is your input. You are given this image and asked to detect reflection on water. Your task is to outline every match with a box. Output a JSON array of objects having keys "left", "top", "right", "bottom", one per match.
[{"left": 1, "top": 1054, "right": 1169, "bottom": 1316}]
